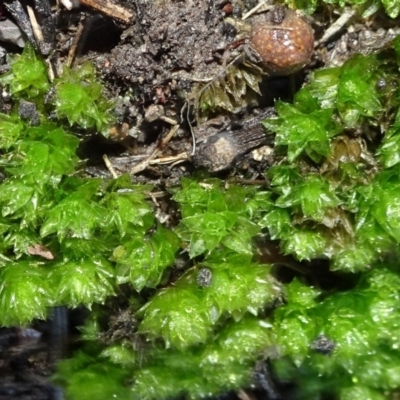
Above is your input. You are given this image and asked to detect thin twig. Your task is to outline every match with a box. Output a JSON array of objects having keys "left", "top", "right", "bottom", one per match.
[
  {"left": 170, "top": 158, "right": 189, "bottom": 168},
  {"left": 149, "top": 152, "right": 189, "bottom": 165},
  {"left": 144, "top": 191, "right": 168, "bottom": 199},
  {"left": 315, "top": 8, "right": 356, "bottom": 47},
  {"left": 45, "top": 59, "right": 55, "bottom": 82},
  {"left": 242, "top": 1, "right": 271, "bottom": 20},
  {"left": 27, "top": 5, "right": 44, "bottom": 42},
  {"left": 59, "top": 0, "right": 74, "bottom": 11},
  {"left": 103, "top": 154, "right": 119, "bottom": 178},
  {"left": 130, "top": 146, "right": 159, "bottom": 175},
  {"left": 66, "top": 15, "right": 86, "bottom": 68},
  {"left": 170, "top": 71, "right": 213, "bottom": 82},
  {"left": 237, "top": 389, "right": 253, "bottom": 400},
  {"left": 130, "top": 125, "right": 179, "bottom": 175},
  {"left": 147, "top": 192, "right": 160, "bottom": 207},
  {"left": 28, "top": 4, "right": 55, "bottom": 82},
  {"left": 159, "top": 115, "right": 178, "bottom": 125},
  {"left": 79, "top": 0, "right": 134, "bottom": 23},
  {"left": 181, "top": 102, "right": 196, "bottom": 156},
  {"left": 161, "top": 124, "right": 179, "bottom": 146}
]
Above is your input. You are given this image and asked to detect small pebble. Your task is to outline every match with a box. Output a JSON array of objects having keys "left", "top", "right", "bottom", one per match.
[
  {"left": 196, "top": 267, "right": 213, "bottom": 287},
  {"left": 375, "top": 78, "right": 387, "bottom": 91},
  {"left": 18, "top": 100, "right": 40, "bottom": 126},
  {"left": 310, "top": 334, "right": 336, "bottom": 355}
]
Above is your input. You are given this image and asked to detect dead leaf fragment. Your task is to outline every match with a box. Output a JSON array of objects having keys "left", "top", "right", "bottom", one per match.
[{"left": 27, "top": 244, "right": 55, "bottom": 260}]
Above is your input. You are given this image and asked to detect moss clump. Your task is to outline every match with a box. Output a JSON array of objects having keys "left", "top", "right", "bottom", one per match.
[
  {"left": 260, "top": 50, "right": 400, "bottom": 272},
  {"left": 0, "top": 43, "right": 114, "bottom": 134},
  {"left": 285, "top": 0, "right": 400, "bottom": 18},
  {"left": 0, "top": 45, "right": 177, "bottom": 324},
  {"left": 273, "top": 266, "right": 400, "bottom": 399},
  {"left": 1, "top": 26, "right": 400, "bottom": 400},
  {"left": 54, "top": 62, "right": 115, "bottom": 134}
]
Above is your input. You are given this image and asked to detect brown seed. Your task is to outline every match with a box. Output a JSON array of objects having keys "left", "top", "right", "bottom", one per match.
[{"left": 250, "top": 8, "right": 314, "bottom": 76}]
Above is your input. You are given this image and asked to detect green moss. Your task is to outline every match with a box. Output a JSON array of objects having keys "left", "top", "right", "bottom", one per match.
[
  {"left": 273, "top": 266, "right": 400, "bottom": 397},
  {"left": 0, "top": 43, "right": 50, "bottom": 100},
  {"left": 138, "top": 250, "right": 279, "bottom": 349},
  {"left": 54, "top": 62, "right": 115, "bottom": 134},
  {"left": 0, "top": 261, "right": 55, "bottom": 325},
  {"left": 1, "top": 25, "right": 400, "bottom": 400},
  {"left": 285, "top": 0, "right": 400, "bottom": 18},
  {"left": 260, "top": 49, "right": 400, "bottom": 271},
  {"left": 56, "top": 316, "right": 275, "bottom": 400},
  {"left": 0, "top": 47, "right": 175, "bottom": 323},
  {"left": 0, "top": 43, "right": 115, "bottom": 135}
]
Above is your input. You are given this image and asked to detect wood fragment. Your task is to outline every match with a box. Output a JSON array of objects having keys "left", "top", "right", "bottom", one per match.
[
  {"left": 66, "top": 15, "right": 86, "bottom": 68},
  {"left": 130, "top": 125, "right": 179, "bottom": 175},
  {"left": 149, "top": 152, "right": 189, "bottom": 165},
  {"left": 144, "top": 191, "right": 168, "bottom": 199},
  {"left": 45, "top": 58, "right": 55, "bottom": 82},
  {"left": 181, "top": 102, "right": 196, "bottom": 156},
  {"left": 59, "top": 0, "right": 75, "bottom": 10},
  {"left": 237, "top": 389, "right": 254, "bottom": 400},
  {"left": 103, "top": 154, "right": 119, "bottom": 178},
  {"left": 147, "top": 192, "right": 160, "bottom": 207},
  {"left": 33, "top": 0, "right": 56, "bottom": 54},
  {"left": 79, "top": 0, "right": 134, "bottom": 23},
  {"left": 242, "top": 1, "right": 271, "bottom": 20},
  {"left": 130, "top": 146, "right": 159, "bottom": 175},
  {"left": 27, "top": 244, "right": 55, "bottom": 260},
  {"left": 160, "top": 124, "right": 179, "bottom": 146},
  {"left": 27, "top": 5, "right": 44, "bottom": 43},
  {"left": 315, "top": 8, "right": 356, "bottom": 46},
  {"left": 159, "top": 115, "right": 178, "bottom": 125}
]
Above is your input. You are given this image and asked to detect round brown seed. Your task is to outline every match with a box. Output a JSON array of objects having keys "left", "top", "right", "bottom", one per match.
[{"left": 250, "top": 8, "right": 314, "bottom": 76}]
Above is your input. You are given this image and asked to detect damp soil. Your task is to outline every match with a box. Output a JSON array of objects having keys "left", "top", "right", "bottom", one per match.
[{"left": 0, "top": 0, "right": 399, "bottom": 398}]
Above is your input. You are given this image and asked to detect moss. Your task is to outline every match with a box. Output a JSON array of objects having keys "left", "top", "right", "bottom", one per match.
[
  {"left": 1, "top": 24, "right": 400, "bottom": 400},
  {"left": 285, "top": 0, "right": 400, "bottom": 18}
]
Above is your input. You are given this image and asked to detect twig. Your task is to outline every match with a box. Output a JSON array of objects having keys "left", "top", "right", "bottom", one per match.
[
  {"left": 181, "top": 102, "right": 196, "bottom": 156},
  {"left": 27, "top": 5, "right": 44, "bottom": 42},
  {"left": 315, "top": 8, "right": 356, "bottom": 47},
  {"left": 149, "top": 152, "right": 189, "bottom": 165},
  {"left": 66, "top": 15, "right": 86, "bottom": 68},
  {"left": 27, "top": 6, "right": 55, "bottom": 81},
  {"left": 45, "top": 59, "right": 55, "bottom": 82},
  {"left": 102, "top": 154, "right": 119, "bottom": 178},
  {"left": 130, "top": 125, "right": 179, "bottom": 175},
  {"left": 161, "top": 124, "right": 179, "bottom": 146},
  {"left": 147, "top": 192, "right": 160, "bottom": 207},
  {"left": 59, "top": 0, "right": 75, "bottom": 11},
  {"left": 130, "top": 146, "right": 159, "bottom": 175},
  {"left": 242, "top": 1, "right": 271, "bottom": 20},
  {"left": 237, "top": 389, "right": 253, "bottom": 400},
  {"left": 159, "top": 115, "right": 178, "bottom": 125},
  {"left": 170, "top": 158, "right": 189, "bottom": 168},
  {"left": 79, "top": 0, "right": 134, "bottom": 23},
  {"left": 170, "top": 71, "right": 213, "bottom": 82},
  {"left": 144, "top": 191, "right": 168, "bottom": 199}
]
